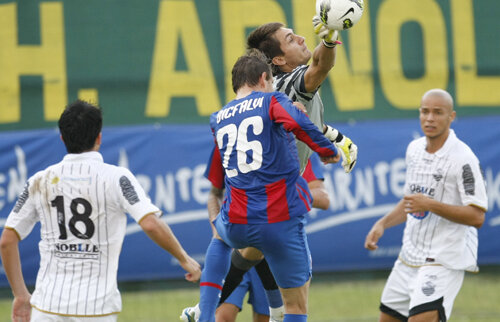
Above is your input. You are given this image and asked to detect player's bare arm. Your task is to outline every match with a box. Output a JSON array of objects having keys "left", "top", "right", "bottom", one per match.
[
  {"left": 139, "top": 214, "right": 201, "bottom": 282},
  {"left": 320, "top": 153, "right": 340, "bottom": 164},
  {"left": 303, "top": 16, "right": 340, "bottom": 92},
  {"left": 365, "top": 200, "right": 407, "bottom": 250},
  {"left": 308, "top": 179, "right": 330, "bottom": 210},
  {"left": 0, "top": 228, "right": 32, "bottom": 322},
  {"left": 403, "top": 194, "right": 485, "bottom": 228},
  {"left": 207, "top": 186, "right": 223, "bottom": 222},
  {"left": 304, "top": 38, "right": 337, "bottom": 93},
  {"left": 207, "top": 186, "right": 224, "bottom": 236}
]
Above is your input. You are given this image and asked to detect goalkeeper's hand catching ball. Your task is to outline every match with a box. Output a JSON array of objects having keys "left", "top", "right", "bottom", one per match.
[
  {"left": 323, "top": 125, "right": 358, "bottom": 173},
  {"left": 312, "top": 15, "right": 342, "bottom": 47}
]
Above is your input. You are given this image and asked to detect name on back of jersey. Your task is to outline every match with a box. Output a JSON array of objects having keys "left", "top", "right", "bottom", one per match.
[{"left": 216, "top": 97, "right": 264, "bottom": 124}]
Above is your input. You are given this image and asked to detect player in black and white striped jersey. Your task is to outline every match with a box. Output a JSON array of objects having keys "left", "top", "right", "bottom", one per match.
[
  {"left": 0, "top": 100, "right": 201, "bottom": 322},
  {"left": 365, "top": 89, "right": 488, "bottom": 322},
  {"left": 247, "top": 20, "right": 357, "bottom": 175}
]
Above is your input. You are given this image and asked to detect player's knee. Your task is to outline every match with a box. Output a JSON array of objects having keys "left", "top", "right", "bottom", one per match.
[
  {"left": 216, "top": 304, "right": 239, "bottom": 322},
  {"left": 232, "top": 249, "right": 261, "bottom": 270}
]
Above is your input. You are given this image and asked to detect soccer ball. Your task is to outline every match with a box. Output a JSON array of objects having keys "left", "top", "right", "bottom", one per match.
[{"left": 316, "top": 0, "right": 364, "bottom": 30}]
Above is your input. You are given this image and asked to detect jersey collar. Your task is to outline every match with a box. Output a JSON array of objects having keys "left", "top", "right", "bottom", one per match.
[
  {"left": 433, "top": 129, "right": 457, "bottom": 157},
  {"left": 63, "top": 151, "right": 104, "bottom": 163}
]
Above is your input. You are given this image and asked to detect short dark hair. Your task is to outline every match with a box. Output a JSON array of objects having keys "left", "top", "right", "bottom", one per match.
[
  {"left": 247, "top": 22, "right": 284, "bottom": 74},
  {"left": 58, "top": 100, "right": 102, "bottom": 153},
  {"left": 231, "top": 49, "right": 272, "bottom": 93}
]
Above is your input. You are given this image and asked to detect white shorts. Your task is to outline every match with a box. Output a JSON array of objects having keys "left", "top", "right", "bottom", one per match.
[
  {"left": 31, "top": 307, "right": 118, "bottom": 322},
  {"left": 380, "top": 259, "right": 464, "bottom": 321}
]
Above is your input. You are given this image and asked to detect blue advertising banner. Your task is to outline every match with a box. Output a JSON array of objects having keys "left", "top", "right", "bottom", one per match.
[{"left": 0, "top": 116, "right": 499, "bottom": 286}]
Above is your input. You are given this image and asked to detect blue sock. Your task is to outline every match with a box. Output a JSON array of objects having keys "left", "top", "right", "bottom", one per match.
[
  {"left": 266, "top": 288, "right": 283, "bottom": 308},
  {"left": 284, "top": 314, "right": 308, "bottom": 322},
  {"left": 198, "top": 238, "right": 231, "bottom": 322}
]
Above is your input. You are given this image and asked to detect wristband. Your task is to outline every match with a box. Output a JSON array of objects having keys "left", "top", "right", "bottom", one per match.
[{"left": 322, "top": 39, "right": 342, "bottom": 48}]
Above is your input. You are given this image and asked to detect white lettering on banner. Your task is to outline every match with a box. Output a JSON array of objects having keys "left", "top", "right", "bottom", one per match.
[
  {"left": 1, "top": 147, "right": 500, "bottom": 232},
  {"left": 136, "top": 175, "right": 151, "bottom": 196},
  {"left": 117, "top": 150, "right": 211, "bottom": 214},
  {"left": 192, "top": 164, "right": 211, "bottom": 205},
  {"left": 119, "top": 149, "right": 153, "bottom": 197},
  {"left": 0, "top": 146, "right": 27, "bottom": 212},
  {"left": 323, "top": 159, "right": 406, "bottom": 211},
  {"left": 390, "top": 158, "right": 406, "bottom": 197},
  {"left": 486, "top": 168, "right": 500, "bottom": 212},
  {"left": 176, "top": 167, "right": 192, "bottom": 202},
  {"left": 155, "top": 174, "right": 176, "bottom": 212},
  {"left": 8, "top": 146, "right": 27, "bottom": 202},
  {"left": 0, "top": 173, "right": 4, "bottom": 210},
  {"left": 374, "top": 162, "right": 390, "bottom": 195}
]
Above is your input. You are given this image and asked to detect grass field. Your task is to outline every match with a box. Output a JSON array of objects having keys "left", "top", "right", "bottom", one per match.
[{"left": 1, "top": 266, "right": 499, "bottom": 321}]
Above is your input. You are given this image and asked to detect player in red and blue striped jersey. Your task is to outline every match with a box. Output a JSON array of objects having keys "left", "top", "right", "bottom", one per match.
[
  {"left": 210, "top": 89, "right": 334, "bottom": 225},
  {"left": 196, "top": 50, "right": 339, "bottom": 322},
  {"left": 197, "top": 144, "right": 328, "bottom": 322}
]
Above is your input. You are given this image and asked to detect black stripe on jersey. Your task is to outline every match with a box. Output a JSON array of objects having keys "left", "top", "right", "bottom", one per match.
[
  {"left": 101, "top": 181, "right": 110, "bottom": 314},
  {"left": 282, "top": 75, "right": 297, "bottom": 98},
  {"left": 409, "top": 148, "right": 425, "bottom": 255},
  {"left": 79, "top": 163, "right": 83, "bottom": 175},
  {"left": 296, "top": 89, "right": 314, "bottom": 102},
  {"left": 93, "top": 172, "right": 101, "bottom": 314},
  {"left": 66, "top": 262, "right": 75, "bottom": 314},
  {"left": 424, "top": 156, "right": 450, "bottom": 257},
  {"left": 39, "top": 178, "right": 53, "bottom": 308},
  {"left": 276, "top": 67, "right": 301, "bottom": 91},
  {"left": 465, "top": 227, "right": 478, "bottom": 263},
  {"left": 84, "top": 262, "right": 93, "bottom": 314},
  {"left": 275, "top": 66, "right": 313, "bottom": 102},
  {"left": 57, "top": 261, "right": 68, "bottom": 312},
  {"left": 76, "top": 263, "right": 84, "bottom": 314},
  {"left": 47, "top": 258, "right": 60, "bottom": 311},
  {"left": 274, "top": 74, "right": 286, "bottom": 90}
]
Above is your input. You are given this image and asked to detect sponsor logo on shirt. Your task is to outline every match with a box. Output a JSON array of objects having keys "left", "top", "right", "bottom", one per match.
[
  {"left": 120, "top": 176, "right": 140, "bottom": 205},
  {"left": 54, "top": 243, "right": 100, "bottom": 260},
  {"left": 13, "top": 182, "right": 29, "bottom": 213},
  {"left": 409, "top": 184, "right": 435, "bottom": 197},
  {"left": 433, "top": 168, "right": 443, "bottom": 182},
  {"left": 462, "top": 164, "right": 475, "bottom": 195},
  {"left": 410, "top": 211, "right": 429, "bottom": 220}
]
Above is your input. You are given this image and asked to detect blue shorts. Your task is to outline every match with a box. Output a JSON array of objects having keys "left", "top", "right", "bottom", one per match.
[
  {"left": 215, "top": 215, "right": 311, "bottom": 288},
  {"left": 224, "top": 268, "right": 269, "bottom": 315}
]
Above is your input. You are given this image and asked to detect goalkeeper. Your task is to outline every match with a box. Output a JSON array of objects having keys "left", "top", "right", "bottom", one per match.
[{"left": 247, "top": 19, "right": 358, "bottom": 174}]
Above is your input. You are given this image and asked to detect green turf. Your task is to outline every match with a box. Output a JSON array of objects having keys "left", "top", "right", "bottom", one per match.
[{"left": 1, "top": 267, "right": 499, "bottom": 321}]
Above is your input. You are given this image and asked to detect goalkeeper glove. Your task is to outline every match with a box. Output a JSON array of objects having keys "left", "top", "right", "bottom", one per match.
[
  {"left": 312, "top": 15, "right": 342, "bottom": 48},
  {"left": 324, "top": 125, "right": 358, "bottom": 173}
]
